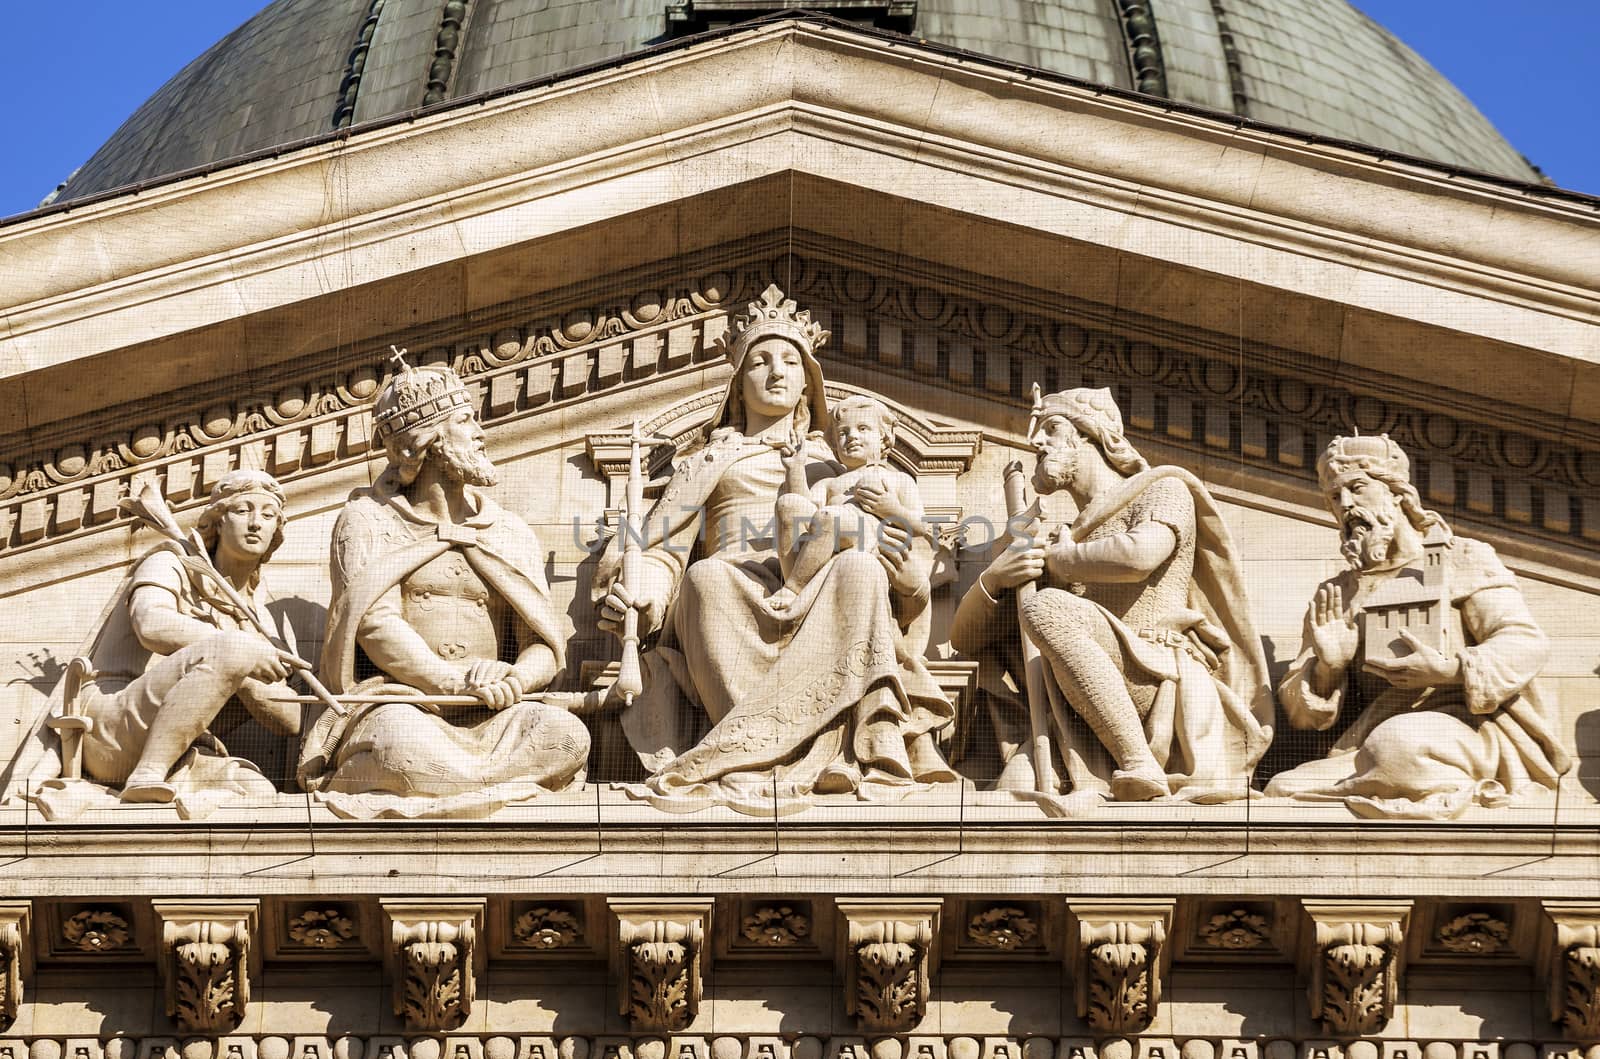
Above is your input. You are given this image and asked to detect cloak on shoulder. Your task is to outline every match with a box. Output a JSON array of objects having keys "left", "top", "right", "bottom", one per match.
[{"left": 298, "top": 475, "right": 569, "bottom": 787}]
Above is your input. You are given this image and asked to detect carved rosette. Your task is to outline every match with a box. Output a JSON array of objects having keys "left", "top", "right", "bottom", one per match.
[
  {"left": 0, "top": 904, "right": 29, "bottom": 1030},
  {"left": 837, "top": 898, "right": 942, "bottom": 1033},
  {"left": 1301, "top": 901, "right": 1410, "bottom": 1037},
  {"left": 382, "top": 900, "right": 485, "bottom": 1033},
  {"left": 967, "top": 907, "right": 1039, "bottom": 951},
  {"left": 513, "top": 908, "right": 582, "bottom": 951},
  {"left": 742, "top": 906, "right": 811, "bottom": 948},
  {"left": 1069, "top": 901, "right": 1173, "bottom": 1035},
  {"left": 1199, "top": 909, "right": 1270, "bottom": 951},
  {"left": 62, "top": 909, "right": 131, "bottom": 953},
  {"left": 609, "top": 898, "right": 713, "bottom": 1033},
  {"left": 153, "top": 901, "right": 258, "bottom": 1034},
  {"left": 1436, "top": 913, "right": 1509, "bottom": 955},
  {"left": 1542, "top": 903, "right": 1600, "bottom": 1040}
]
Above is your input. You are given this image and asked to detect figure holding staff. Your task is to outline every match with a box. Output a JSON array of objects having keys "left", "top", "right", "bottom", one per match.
[
  {"left": 2, "top": 470, "right": 303, "bottom": 812},
  {"left": 953, "top": 385, "right": 1272, "bottom": 812},
  {"left": 299, "top": 351, "right": 591, "bottom": 817}
]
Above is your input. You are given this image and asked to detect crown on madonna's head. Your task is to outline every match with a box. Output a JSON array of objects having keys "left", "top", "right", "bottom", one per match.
[
  {"left": 717, "top": 284, "right": 830, "bottom": 360},
  {"left": 372, "top": 346, "right": 474, "bottom": 444}
]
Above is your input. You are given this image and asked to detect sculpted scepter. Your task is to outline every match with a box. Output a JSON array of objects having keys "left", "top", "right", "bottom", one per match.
[
  {"left": 953, "top": 385, "right": 1272, "bottom": 810},
  {"left": 613, "top": 420, "right": 648, "bottom": 706}
]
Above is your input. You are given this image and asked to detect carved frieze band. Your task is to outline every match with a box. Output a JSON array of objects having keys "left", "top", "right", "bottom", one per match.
[
  {"left": 4, "top": 240, "right": 1597, "bottom": 558},
  {"left": 1542, "top": 903, "right": 1600, "bottom": 1041},
  {"left": 837, "top": 898, "right": 941, "bottom": 1032},
  {"left": 1300, "top": 901, "right": 1410, "bottom": 1037},
  {"left": 382, "top": 899, "right": 485, "bottom": 1033},
  {"left": 152, "top": 901, "right": 257, "bottom": 1034},
  {"left": 609, "top": 898, "right": 713, "bottom": 1033},
  {"left": 1069, "top": 901, "right": 1173, "bottom": 1035}
]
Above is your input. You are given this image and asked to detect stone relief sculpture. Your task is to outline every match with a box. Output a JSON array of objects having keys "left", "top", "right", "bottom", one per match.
[
  {"left": 1264, "top": 434, "right": 1571, "bottom": 818},
  {"left": 595, "top": 285, "right": 957, "bottom": 813},
  {"left": 768, "top": 393, "right": 926, "bottom": 611},
  {"left": 952, "top": 386, "right": 1273, "bottom": 813},
  {"left": 1, "top": 471, "right": 298, "bottom": 818},
  {"left": 296, "top": 351, "right": 590, "bottom": 818}
]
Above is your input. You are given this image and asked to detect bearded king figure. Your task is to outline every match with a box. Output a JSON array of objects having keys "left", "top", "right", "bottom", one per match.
[{"left": 1264, "top": 433, "right": 1570, "bottom": 818}]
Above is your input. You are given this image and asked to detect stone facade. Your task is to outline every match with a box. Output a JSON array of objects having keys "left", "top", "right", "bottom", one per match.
[{"left": 2, "top": 16, "right": 1598, "bottom": 1058}]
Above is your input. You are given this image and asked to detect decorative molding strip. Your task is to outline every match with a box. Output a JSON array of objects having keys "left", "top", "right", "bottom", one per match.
[
  {"left": 1207, "top": 0, "right": 1249, "bottom": 114},
  {"left": 0, "top": 272, "right": 739, "bottom": 561},
  {"left": 421, "top": 0, "right": 472, "bottom": 105},
  {"left": 332, "top": 0, "right": 388, "bottom": 128},
  {"left": 0, "top": 1038, "right": 1585, "bottom": 1059},
  {"left": 837, "top": 898, "right": 941, "bottom": 1032},
  {"left": 382, "top": 899, "right": 484, "bottom": 1033},
  {"left": 609, "top": 898, "right": 713, "bottom": 1033},
  {"left": 1542, "top": 903, "right": 1600, "bottom": 1041},
  {"left": 5, "top": 238, "right": 1598, "bottom": 563},
  {"left": 153, "top": 900, "right": 257, "bottom": 1034},
  {"left": 1068, "top": 900, "right": 1174, "bottom": 1035},
  {"left": 1300, "top": 901, "right": 1410, "bottom": 1037},
  {"left": 1115, "top": 0, "right": 1169, "bottom": 96},
  {"left": 0, "top": 903, "right": 28, "bottom": 1031}
]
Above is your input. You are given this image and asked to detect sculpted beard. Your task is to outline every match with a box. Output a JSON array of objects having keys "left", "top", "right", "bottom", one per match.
[
  {"left": 1031, "top": 444, "right": 1079, "bottom": 496},
  {"left": 1339, "top": 502, "right": 1396, "bottom": 569},
  {"left": 435, "top": 431, "right": 499, "bottom": 487}
]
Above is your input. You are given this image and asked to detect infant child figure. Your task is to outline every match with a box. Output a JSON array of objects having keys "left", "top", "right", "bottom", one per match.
[{"left": 768, "top": 394, "right": 926, "bottom": 611}]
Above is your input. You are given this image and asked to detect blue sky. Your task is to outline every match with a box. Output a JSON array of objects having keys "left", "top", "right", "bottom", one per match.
[{"left": 0, "top": 1, "right": 1594, "bottom": 219}]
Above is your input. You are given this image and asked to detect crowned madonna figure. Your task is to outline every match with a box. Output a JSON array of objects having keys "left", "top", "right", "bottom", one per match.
[{"left": 594, "top": 285, "right": 957, "bottom": 813}]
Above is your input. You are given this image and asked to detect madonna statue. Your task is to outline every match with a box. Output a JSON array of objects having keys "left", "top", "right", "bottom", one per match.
[{"left": 596, "top": 285, "right": 956, "bottom": 812}]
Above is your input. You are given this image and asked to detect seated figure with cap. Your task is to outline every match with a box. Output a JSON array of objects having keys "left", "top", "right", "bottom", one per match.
[
  {"left": 2, "top": 470, "right": 298, "bottom": 815},
  {"left": 298, "top": 350, "right": 590, "bottom": 817},
  {"left": 952, "top": 386, "right": 1273, "bottom": 811},
  {"left": 1264, "top": 433, "right": 1570, "bottom": 818}
]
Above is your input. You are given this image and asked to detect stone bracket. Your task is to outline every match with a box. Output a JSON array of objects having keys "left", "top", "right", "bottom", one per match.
[
  {"left": 0, "top": 902, "right": 30, "bottom": 1030},
  {"left": 1299, "top": 900, "right": 1411, "bottom": 1037},
  {"left": 152, "top": 900, "right": 258, "bottom": 1034},
  {"left": 608, "top": 897, "right": 714, "bottom": 1033},
  {"left": 837, "top": 898, "right": 942, "bottom": 1032},
  {"left": 1068, "top": 899, "right": 1174, "bottom": 1035},
  {"left": 381, "top": 899, "right": 485, "bottom": 1033},
  {"left": 1540, "top": 902, "right": 1600, "bottom": 1040}
]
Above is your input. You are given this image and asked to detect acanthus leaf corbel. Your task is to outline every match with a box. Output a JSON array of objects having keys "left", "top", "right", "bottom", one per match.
[
  {"left": 1068, "top": 900, "right": 1174, "bottom": 1035},
  {"left": 381, "top": 899, "right": 485, "bottom": 1033},
  {"left": 836, "top": 898, "right": 942, "bottom": 1032},
  {"left": 1541, "top": 902, "right": 1600, "bottom": 1041},
  {"left": 608, "top": 898, "right": 713, "bottom": 1033},
  {"left": 153, "top": 900, "right": 258, "bottom": 1034},
  {"left": 0, "top": 902, "right": 30, "bottom": 1031},
  {"left": 1299, "top": 900, "right": 1411, "bottom": 1037}
]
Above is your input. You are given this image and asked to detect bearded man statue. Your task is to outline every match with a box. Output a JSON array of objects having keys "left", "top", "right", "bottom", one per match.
[
  {"left": 1264, "top": 434, "right": 1571, "bottom": 818},
  {"left": 297, "top": 353, "right": 589, "bottom": 817},
  {"left": 953, "top": 386, "right": 1272, "bottom": 812}
]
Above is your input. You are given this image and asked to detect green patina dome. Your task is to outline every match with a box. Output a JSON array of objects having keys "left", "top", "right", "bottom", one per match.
[{"left": 50, "top": 0, "right": 1539, "bottom": 205}]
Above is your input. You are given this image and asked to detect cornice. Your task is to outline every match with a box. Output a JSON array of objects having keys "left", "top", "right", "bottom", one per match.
[
  {"left": 1, "top": 235, "right": 1595, "bottom": 576},
  {"left": 1, "top": 21, "right": 1594, "bottom": 390}
]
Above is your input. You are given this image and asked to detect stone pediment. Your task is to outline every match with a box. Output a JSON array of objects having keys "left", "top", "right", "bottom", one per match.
[{"left": 2, "top": 16, "right": 1599, "bottom": 1050}]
